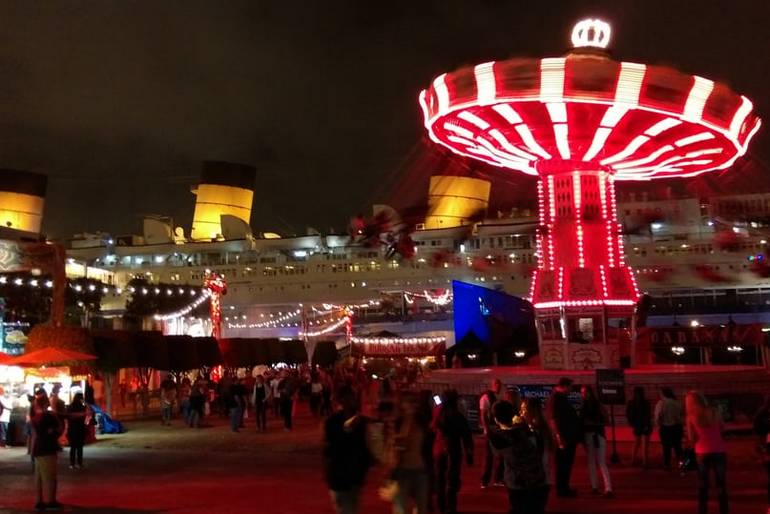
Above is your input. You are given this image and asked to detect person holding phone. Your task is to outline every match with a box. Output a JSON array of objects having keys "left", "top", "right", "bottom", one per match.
[{"left": 432, "top": 389, "right": 473, "bottom": 514}]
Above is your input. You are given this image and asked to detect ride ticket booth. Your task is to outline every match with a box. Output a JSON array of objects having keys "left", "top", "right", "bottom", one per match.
[{"left": 537, "top": 304, "right": 634, "bottom": 370}]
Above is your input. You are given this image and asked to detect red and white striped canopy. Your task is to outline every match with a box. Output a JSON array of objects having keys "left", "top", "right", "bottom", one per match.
[{"left": 420, "top": 54, "right": 761, "bottom": 180}]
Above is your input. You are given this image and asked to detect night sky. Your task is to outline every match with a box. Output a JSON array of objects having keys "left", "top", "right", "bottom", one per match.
[{"left": 0, "top": 0, "right": 768, "bottom": 239}]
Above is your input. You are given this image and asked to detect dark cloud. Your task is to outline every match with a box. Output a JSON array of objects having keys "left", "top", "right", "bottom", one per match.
[{"left": 0, "top": 0, "right": 765, "bottom": 238}]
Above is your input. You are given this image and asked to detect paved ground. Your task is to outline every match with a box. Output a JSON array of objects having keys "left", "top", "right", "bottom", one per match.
[{"left": 0, "top": 407, "right": 765, "bottom": 514}]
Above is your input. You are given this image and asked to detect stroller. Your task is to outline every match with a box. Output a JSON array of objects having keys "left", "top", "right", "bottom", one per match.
[{"left": 89, "top": 404, "right": 126, "bottom": 434}]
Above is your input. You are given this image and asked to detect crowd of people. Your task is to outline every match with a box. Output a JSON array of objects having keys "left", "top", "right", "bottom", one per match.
[
  {"left": 322, "top": 373, "right": 770, "bottom": 514},
  {"left": 16, "top": 364, "right": 770, "bottom": 514},
  {"left": 153, "top": 363, "right": 366, "bottom": 434}
]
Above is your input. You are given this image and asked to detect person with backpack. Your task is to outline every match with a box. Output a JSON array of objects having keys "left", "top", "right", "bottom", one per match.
[
  {"left": 480, "top": 378, "right": 504, "bottom": 488},
  {"left": 432, "top": 389, "right": 473, "bottom": 514},
  {"left": 547, "top": 377, "right": 581, "bottom": 498},
  {"left": 489, "top": 400, "right": 548, "bottom": 514}
]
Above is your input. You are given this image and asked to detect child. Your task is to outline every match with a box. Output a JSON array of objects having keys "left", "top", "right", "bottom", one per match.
[{"left": 489, "top": 400, "right": 549, "bottom": 514}]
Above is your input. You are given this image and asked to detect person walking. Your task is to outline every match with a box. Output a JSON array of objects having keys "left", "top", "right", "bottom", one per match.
[
  {"left": 655, "top": 387, "right": 684, "bottom": 470},
  {"left": 270, "top": 373, "right": 282, "bottom": 418},
  {"left": 753, "top": 395, "right": 770, "bottom": 514},
  {"left": 489, "top": 400, "right": 548, "bottom": 514},
  {"left": 227, "top": 378, "right": 247, "bottom": 433},
  {"left": 686, "top": 390, "right": 728, "bottom": 514},
  {"left": 30, "top": 394, "right": 62, "bottom": 512},
  {"left": 252, "top": 374, "right": 269, "bottom": 432},
  {"left": 159, "top": 375, "right": 177, "bottom": 426},
  {"left": 179, "top": 378, "right": 192, "bottom": 426},
  {"left": 480, "top": 378, "right": 505, "bottom": 488},
  {"left": 547, "top": 377, "right": 581, "bottom": 498},
  {"left": 189, "top": 379, "right": 206, "bottom": 428},
  {"left": 279, "top": 373, "right": 297, "bottom": 431},
  {"left": 579, "top": 385, "right": 613, "bottom": 497},
  {"left": 66, "top": 392, "right": 88, "bottom": 469},
  {"left": 388, "top": 392, "right": 431, "bottom": 514},
  {"left": 626, "top": 386, "right": 653, "bottom": 467},
  {"left": 432, "top": 389, "right": 473, "bottom": 514},
  {"left": 310, "top": 373, "right": 324, "bottom": 418},
  {"left": 321, "top": 370, "right": 334, "bottom": 417},
  {"left": 521, "top": 397, "right": 554, "bottom": 513},
  {"left": 323, "top": 385, "right": 372, "bottom": 514}
]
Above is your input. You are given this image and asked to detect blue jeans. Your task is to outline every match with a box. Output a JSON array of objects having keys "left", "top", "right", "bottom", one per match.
[
  {"left": 697, "top": 452, "right": 728, "bottom": 514},
  {"left": 0, "top": 421, "right": 7, "bottom": 445},
  {"left": 329, "top": 487, "right": 361, "bottom": 514},
  {"left": 229, "top": 407, "right": 242, "bottom": 432}
]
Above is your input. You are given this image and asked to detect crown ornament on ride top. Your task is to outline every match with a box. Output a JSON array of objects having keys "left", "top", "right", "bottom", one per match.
[{"left": 571, "top": 18, "right": 611, "bottom": 49}]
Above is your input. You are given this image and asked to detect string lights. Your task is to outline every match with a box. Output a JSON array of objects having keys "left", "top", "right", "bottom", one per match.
[
  {"left": 351, "top": 336, "right": 446, "bottom": 345},
  {"left": 299, "top": 315, "right": 350, "bottom": 338},
  {"left": 404, "top": 290, "right": 452, "bottom": 306},
  {"left": 0, "top": 274, "right": 184, "bottom": 297},
  {"left": 154, "top": 290, "right": 211, "bottom": 321}
]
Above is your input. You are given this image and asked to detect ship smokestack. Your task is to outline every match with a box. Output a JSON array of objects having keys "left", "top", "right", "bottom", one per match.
[
  {"left": 424, "top": 175, "right": 490, "bottom": 229},
  {"left": 190, "top": 161, "right": 255, "bottom": 241},
  {"left": 0, "top": 169, "right": 47, "bottom": 234}
]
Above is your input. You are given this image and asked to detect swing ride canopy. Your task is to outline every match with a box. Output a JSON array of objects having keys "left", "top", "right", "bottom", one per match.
[{"left": 419, "top": 19, "right": 761, "bottom": 311}]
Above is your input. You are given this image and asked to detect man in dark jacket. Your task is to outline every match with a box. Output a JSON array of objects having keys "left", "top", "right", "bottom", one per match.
[
  {"left": 31, "top": 394, "right": 62, "bottom": 511},
  {"left": 547, "top": 377, "right": 581, "bottom": 498},
  {"left": 323, "top": 385, "right": 371, "bottom": 514},
  {"left": 433, "top": 389, "right": 473, "bottom": 514},
  {"left": 489, "top": 400, "right": 548, "bottom": 514}
]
